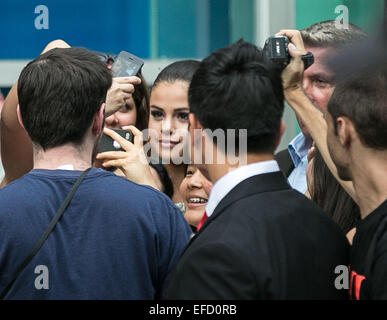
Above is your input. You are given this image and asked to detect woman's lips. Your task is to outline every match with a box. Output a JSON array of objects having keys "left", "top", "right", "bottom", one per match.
[
  {"left": 159, "top": 139, "right": 179, "bottom": 148},
  {"left": 186, "top": 196, "right": 208, "bottom": 209}
]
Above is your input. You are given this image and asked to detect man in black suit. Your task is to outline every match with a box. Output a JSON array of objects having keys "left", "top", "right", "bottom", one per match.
[{"left": 165, "top": 40, "right": 349, "bottom": 299}]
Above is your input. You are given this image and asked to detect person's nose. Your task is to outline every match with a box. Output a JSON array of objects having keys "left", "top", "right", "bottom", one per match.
[
  {"left": 161, "top": 118, "right": 174, "bottom": 136},
  {"left": 105, "top": 113, "right": 118, "bottom": 128},
  {"left": 187, "top": 172, "right": 203, "bottom": 190}
]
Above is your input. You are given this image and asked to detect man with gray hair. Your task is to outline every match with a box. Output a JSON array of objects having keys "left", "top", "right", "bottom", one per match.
[{"left": 275, "top": 20, "right": 367, "bottom": 194}]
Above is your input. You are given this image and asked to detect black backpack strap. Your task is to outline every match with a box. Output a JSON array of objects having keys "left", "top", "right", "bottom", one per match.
[
  {"left": 0, "top": 167, "right": 92, "bottom": 299},
  {"left": 275, "top": 149, "right": 295, "bottom": 178}
]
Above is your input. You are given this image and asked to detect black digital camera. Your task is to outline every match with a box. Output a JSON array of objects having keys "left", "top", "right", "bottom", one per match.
[{"left": 263, "top": 36, "right": 314, "bottom": 70}]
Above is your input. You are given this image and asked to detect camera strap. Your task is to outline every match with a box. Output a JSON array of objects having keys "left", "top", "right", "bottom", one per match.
[{"left": 0, "top": 167, "right": 92, "bottom": 299}]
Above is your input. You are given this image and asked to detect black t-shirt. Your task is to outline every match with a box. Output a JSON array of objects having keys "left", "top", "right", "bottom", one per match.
[{"left": 350, "top": 200, "right": 387, "bottom": 299}]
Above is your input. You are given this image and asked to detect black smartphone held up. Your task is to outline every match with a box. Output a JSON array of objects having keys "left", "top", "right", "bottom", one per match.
[
  {"left": 111, "top": 51, "right": 144, "bottom": 77},
  {"left": 98, "top": 129, "right": 134, "bottom": 153}
]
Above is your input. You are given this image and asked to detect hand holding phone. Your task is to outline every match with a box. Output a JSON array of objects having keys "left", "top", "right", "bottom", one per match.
[
  {"left": 111, "top": 51, "right": 144, "bottom": 77},
  {"left": 105, "top": 51, "right": 143, "bottom": 117},
  {"left": 98, "top": 129, "right": 134, "bottom": 153},
  {"left": 96, "top": 127, "right": 160, "bottom": 190}
]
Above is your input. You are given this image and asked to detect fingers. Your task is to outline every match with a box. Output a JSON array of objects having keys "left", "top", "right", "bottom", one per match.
[
  {"left": 275, "top": 29, "right": 308, "bottom": 91},
  {"left": 122, "top": 125, "right": 143, "bottom": 149},
  {"left": 119, "top": 87, "right": 134, "bottom": 102},
  {"left": 101, "top": 159, "right": 126, "bottom": 168},
  {"left": 111, "top": 79, "right": 135, "bottom": 95},
  {"left": 113, "top": 76, "right": 141, "bottom": 86},
  {"left": 106, "top": 80, "right": 136, "bottom": 116},
  {"left": 119, "top": 83, "right": 135, "bottom": 94},
  {"left": 110, "top": 79, "right": 136, "bottom": 101},
  {"left": 101, "top": 127, "right": 134, "bottom": 152},
  {"left": 275, "top": 29, "right": 307, "bottom": 54},
  {"left": 96, "top": 150, "right": 129, "bottom": 160},
  {"left": 276, "top": 30, "right": 307, "bottom": 67}
]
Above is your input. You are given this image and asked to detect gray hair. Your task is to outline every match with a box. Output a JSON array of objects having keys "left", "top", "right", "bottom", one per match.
[{"left": 301, "top": 20, "right": 367, "bottom": 48}]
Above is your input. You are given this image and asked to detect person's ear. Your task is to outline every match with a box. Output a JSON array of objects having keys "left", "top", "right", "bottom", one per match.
[
  {"left": 188, "top": 113, "right": 203, "bottom": 144},
  {"left": 92, "top": 103, "right": 105, "bottom": 135},
  {"left": 188, "top": 113, "right": 203, "bottom": 130},
  {"left": 274, "top": 120, "right": 285, "bottom": 150},
  {"left": 336, "top": 116, "right": 352, "bottom": 147},
  {"left": 188, "top": 113, "right": 206, "bottom": 163},
  {"left": 16, "top": 104, "right": 25, "bottom": 130}
]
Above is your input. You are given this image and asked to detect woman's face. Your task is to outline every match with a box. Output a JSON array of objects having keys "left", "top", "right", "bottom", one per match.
[
  {"left": 105, "top": 96, "right": 137, "bottom": 129},
  {"left": 148, "top": 81, "right": 190, "bottom": 163},
  {"left": 179, "top": 165, "right": 213, "bottom": 227}
]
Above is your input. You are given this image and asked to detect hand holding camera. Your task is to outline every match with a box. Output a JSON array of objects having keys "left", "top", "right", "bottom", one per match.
[
  {"left": 264, "top": 34, "right": 313, "bottom": 71},
  {"left": 269, "top": 29, "right": 311, "bottom": 92}
]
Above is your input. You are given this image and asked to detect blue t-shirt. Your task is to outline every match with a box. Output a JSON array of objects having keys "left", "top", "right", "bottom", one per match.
[{"left": 0, "top": 168, "right": 191, "bottom": 299}]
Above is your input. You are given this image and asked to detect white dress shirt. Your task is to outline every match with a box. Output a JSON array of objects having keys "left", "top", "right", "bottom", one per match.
[{"left": 205, "top": 160, "right": 280, "bottom": 218}]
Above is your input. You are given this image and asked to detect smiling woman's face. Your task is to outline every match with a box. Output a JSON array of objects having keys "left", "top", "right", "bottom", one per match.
[
  {"left": 148, "top": 81, "right": 190, "bottom": 163},
  {"left": 179, "top": 165, "right": 213, "bottom": 227}
]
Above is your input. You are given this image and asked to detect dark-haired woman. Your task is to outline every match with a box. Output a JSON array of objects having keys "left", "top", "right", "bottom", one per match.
[
  {"left": 179, "top": 165, "right": 213, "bottom": 232},
  {"left": 147, "top": 60, "right": 200, "bottom": 204},
  {"left": 306, "top": 146, "right": 360, "bottom": 243},
  {"left": 97, "top": 60, "right": 200, "bottom": 210}
]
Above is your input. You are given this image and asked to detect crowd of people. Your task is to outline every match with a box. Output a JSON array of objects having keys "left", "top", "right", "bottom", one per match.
[{"left": 0, "top": 18, "right": 386, "bottom": 300}]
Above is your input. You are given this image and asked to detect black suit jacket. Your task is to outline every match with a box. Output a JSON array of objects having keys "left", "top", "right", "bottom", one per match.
[
  {"left": 275, "top": 149, "right": 294, "bottom": 178},
  {"left": 165, "top": 172, "right": 349, "bottom": 299}
]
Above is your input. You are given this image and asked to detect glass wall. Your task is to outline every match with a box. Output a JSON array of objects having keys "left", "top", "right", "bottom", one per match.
[{"left": 0, "top": 0, "right": 257, "bottom": 60}]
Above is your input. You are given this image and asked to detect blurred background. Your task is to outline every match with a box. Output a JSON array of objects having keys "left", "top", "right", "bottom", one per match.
[{"left": 0, "top": 0, "right": 384, "bottom": 150}]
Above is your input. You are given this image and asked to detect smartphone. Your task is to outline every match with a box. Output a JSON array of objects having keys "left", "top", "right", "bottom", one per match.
[
  {"left": 111, "top": 51, "right": 144, "bottom": 77},
  {"left": 98, "top": 129, "right": 134, "bottom": 153}
]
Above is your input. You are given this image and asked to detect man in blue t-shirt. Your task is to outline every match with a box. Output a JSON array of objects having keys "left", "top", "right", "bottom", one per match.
[{"left": 0, "top": 46, "right": 191, "bottom": 299}]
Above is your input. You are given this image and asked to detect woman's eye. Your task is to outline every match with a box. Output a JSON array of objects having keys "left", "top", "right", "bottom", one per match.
[
  {"left": 177, "top": 112, "right": 189, "bottom": 121},
  {"left": 185, "top": 167, "right": 196, "bottom": 177},
  {"left": 151, "top": 110, "right": 164, "bottom": 119},
  {"left": 186, "top": 170, "right": 195, "bottom": 176}
]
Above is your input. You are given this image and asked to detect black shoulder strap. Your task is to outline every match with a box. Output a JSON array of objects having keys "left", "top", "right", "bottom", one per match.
[
  {"left": 275, "top": 149, "right": 295, "bottom": 178},
  {"left": 0, "top": 168, "right": 91, "bottom": 299}
]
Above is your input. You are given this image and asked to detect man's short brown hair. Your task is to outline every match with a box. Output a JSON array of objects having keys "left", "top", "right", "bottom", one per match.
[{"left": 301, "top": 20, "right": 367, "bottom": 48}]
